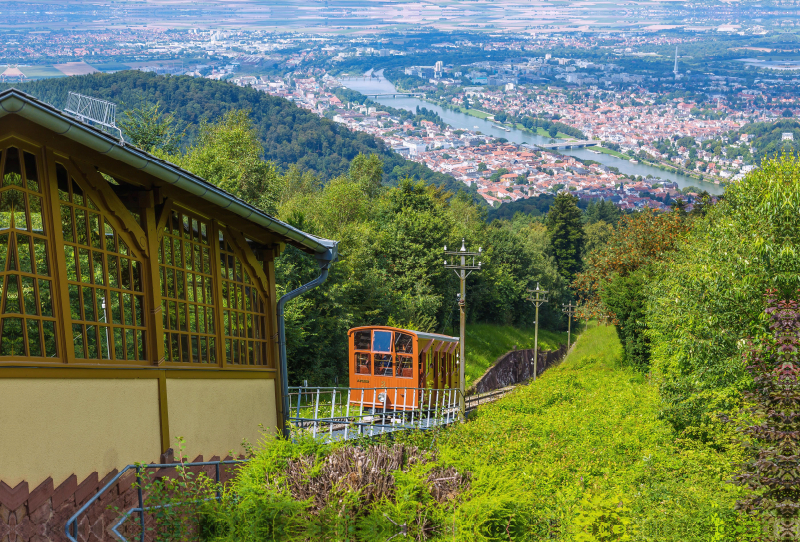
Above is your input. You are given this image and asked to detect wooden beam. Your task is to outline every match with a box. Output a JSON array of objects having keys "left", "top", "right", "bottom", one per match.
[
  {"left": 70, "top": 159, "right": 149, "bottom": 258},
  {"left": 210, "top": 220, "right": 227, "bottom": 369},
  {"left": 420, "top": 339, "right": 435, "bottom": 354},
  {"left": 43, "top": 147, "right": 77, "bottom": 365},
  {"left": 225, "top": 227, "right": 271, "bottom": 298},
  {"left": 157, "top": 371, "right": 171, "bottom": 453},
  {"left": 142, "top": 194, "right": 166, "bottom": 366},
  {"left": 155, "top": 198, "right": 173, "bottom": 241}
]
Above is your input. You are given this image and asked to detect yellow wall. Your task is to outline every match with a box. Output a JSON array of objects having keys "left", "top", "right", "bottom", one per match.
[
  {"left": 166, "top": 378, "right": 277, "bottom": 460},
  {"left": 0, "top": 378, "right": 161, "bottom": 487}
]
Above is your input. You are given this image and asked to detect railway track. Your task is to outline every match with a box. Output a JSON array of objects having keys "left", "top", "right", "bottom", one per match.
[{"left": 465, "top": 386, "right": 515, "bottom": 412}]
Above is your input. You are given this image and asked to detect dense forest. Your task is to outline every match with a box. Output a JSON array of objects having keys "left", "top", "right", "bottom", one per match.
[{"left": 1, "top": 71, "right": 482, "bottom": 200}]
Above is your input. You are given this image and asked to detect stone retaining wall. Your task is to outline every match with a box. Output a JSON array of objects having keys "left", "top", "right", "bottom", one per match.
[{"left": 470, "top": 344, "right": 568, "bottom": 395}]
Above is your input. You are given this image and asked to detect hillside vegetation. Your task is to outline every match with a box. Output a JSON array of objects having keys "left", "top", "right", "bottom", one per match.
[
  {"left": 2, "top": 71, "right": 480, "bottom": 199},
  {"left": 739, "top": 118, "right": 800, "bottom": 164},
  {"left": 188, "top": 324, "right": 756, "bottom": 541}
]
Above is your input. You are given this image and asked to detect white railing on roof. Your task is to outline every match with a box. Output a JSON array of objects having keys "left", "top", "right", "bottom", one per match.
[{"left": 64, "top": 92, "right": 124, "bottom": 143}]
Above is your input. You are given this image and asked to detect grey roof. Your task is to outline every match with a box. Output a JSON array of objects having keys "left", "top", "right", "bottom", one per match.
[
  {"left": 0, "top": 88, "right": 337, "bottom": 259},
  {"left": 414, "top": 331, "right": 459, "bottom": 343},
  {"left": 392, "top": 328, "right": 458, "bottom": 343}
]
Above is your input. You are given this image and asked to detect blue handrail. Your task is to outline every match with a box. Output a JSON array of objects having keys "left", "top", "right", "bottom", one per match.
[{"left": 64, "top": 459, "right": 245, "bottom": 542}]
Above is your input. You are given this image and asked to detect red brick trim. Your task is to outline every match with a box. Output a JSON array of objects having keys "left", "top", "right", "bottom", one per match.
[
  {"left": 52, "top": 474, "right": 77, "bottom": 509},
  {"left": 0, "top": 459, "right": 245, "bottom": 541},
  {"left": 0, "top": 480, "right": 29, "bottom": 511},
  {"left": 27, "top": 477, "right": 53, "bottom": 512}
]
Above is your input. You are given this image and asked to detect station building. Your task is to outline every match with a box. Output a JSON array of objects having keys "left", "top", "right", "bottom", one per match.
[{"left": 0, "top": 88, "right": 336, "bottom": 539}]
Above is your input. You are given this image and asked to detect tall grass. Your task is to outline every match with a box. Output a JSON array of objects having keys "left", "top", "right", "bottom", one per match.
[{"left": 437, "top": 323, "right": 758, "bottom": 540}]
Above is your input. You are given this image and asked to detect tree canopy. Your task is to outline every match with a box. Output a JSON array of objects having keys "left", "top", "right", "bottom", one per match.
[{"left": 647, "top": 154, "right": 800, "bottom": 437}]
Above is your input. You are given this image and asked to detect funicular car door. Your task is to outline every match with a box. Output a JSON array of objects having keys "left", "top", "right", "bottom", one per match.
[{"left": 392, "top": 330, "right": 416, "bottom": 410}]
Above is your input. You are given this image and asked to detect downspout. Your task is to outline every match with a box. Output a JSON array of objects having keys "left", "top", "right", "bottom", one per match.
[{"left": 277, "top": 243, "right": 338, "bottom": 439}]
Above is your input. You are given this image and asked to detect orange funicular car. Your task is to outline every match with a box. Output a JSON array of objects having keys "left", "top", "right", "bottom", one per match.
[{"left": 348, "top": 326, "right": 459, "bottom": 411}]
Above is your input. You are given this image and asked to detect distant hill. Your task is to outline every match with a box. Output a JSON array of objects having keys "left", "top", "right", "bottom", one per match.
[
  {"left": 740, "top": 118, "right": 800, "bottom": 164},
  {"left": 2, "top": 71, "right": 482, "bottom": 202}
]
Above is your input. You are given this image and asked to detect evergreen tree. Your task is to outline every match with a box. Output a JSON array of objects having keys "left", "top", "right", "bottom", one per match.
[
  {"left": 584, "top": 199, "right": 622, "bottom": 225},
  {"left": 546, "top": 192, "right": 584, "bottom": 284}
]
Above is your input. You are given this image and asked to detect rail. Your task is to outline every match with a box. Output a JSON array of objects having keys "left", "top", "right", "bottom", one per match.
[
  {"left": 287, "top": 386, "right": 463, "bottom": 442},
  {"left": 287, "top": 385, "right": 516, "bottom": 442},
  {"left": 64, "top": 459, "right": 245, "bottom": 542},
  {"left": 465, "top": 386, "right": 514, "bottom": 411}
]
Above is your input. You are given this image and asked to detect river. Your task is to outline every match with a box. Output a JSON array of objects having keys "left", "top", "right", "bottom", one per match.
[{"left": 340, "top": 75, "right": 723, "bottom": 194}]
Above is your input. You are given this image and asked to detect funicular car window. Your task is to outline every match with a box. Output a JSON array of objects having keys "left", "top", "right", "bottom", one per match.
[
  {"left": 395, "top": 332, "right": 413, "bottom": 354},
  {"left": 372, "top": 330, "right": 392, "bottom": 352},
  {"left": 374, "top": 353, "right": 392, "bottom": 376},
  {"left": 396, "top": 355, "right": 413, "bottom": 378},
  {"left": 355, "top": 352, "right": 371, "bottom": 374},
  {"left": 395, "top": 332, "right": 413, "bottom": 378},
  {"left": 354, "top": 330, "right": 371, "bottom": 351}
]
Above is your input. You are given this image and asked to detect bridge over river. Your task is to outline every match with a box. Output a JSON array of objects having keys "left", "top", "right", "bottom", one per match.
[{"left": 536, "top": 140, "right": 601, "bottom": 150}]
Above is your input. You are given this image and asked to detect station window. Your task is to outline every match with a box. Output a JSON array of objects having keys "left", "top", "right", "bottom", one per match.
[
  {"left": 0, "top": 147, "right": 57, "bottom": 358},
  {"left": 159, "top": 209, "right": 216, "bottom": 364},
  {"left": 219, "top": 230, "right": 269, "bottom": 366},
  {"left": 354, "top": 352, "right": 370, "bottom": 375},
  {"left": 58, "top": 162, "right": 147, "bottom": 361}
]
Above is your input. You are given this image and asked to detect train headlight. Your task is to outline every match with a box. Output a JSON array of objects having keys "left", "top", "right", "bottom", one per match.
[{"left": 378, "top": 392, "right": 388, "bottom": 404}]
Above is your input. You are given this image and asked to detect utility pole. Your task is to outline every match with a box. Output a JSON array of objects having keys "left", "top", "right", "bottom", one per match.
[
  {"left": 444, "top": 239, "right": 482, "bottom": 419},
  {"left": 526, "top": 282, "right": 548, "bottom": 381},
  {"left": 562, "top": 301, "right": 576, "bottom": 350}
]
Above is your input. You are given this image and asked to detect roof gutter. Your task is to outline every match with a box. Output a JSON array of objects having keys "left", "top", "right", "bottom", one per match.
[
  {"left": 277, "top": 244, "right": 338, "bottom": 439},
  {"left": 0, "top": 90, "right": 336, "bottom": 256}
]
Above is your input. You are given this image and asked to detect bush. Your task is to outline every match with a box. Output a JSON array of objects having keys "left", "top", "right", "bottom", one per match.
[{"left": 647, "top": 154, "right": 800, "bottom": 437}]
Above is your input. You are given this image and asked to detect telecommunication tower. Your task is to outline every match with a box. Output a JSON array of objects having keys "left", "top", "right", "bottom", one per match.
[{"left": 673, "top": 46, "right": 679, "bottom": 79}]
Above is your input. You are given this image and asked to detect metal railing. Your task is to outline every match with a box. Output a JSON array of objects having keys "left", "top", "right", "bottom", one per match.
[
  {"left": 65, "top": 459, "right": 245, "bottom": 542},
  {"left": 64, "top": 91, "right": 124, "bottom": 142},
  {"left": 287, "top": 386, "right": 463, "bottom": 442}
]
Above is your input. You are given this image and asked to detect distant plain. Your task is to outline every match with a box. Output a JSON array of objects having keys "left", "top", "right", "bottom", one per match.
[{"left": 2, "top": 0, "right": 792, "bottom": 32}]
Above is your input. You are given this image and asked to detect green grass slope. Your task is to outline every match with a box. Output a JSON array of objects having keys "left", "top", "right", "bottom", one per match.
[
  {"left": 464, "top": 323, "right": 567, "bottom": 387},
  {"left": 437, "top": 323, "right": 757, "bottom": 540}
]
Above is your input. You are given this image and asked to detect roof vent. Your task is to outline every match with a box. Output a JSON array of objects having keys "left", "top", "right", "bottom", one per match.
[{"left": 64, "top": 92, "right": 124, "bottom": 144}]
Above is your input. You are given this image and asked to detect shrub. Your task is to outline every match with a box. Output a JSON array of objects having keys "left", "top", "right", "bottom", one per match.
[
  {"left": 647, "top": 154, "right": 800, "bottom": 437},
  {"left": 734, "top": 292, "right": 800, "bottom": 540}
]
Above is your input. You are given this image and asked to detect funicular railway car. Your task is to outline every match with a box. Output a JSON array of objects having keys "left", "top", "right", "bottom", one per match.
[{"left": 348, "top": 326, "right": 459, "bottom": 410}]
